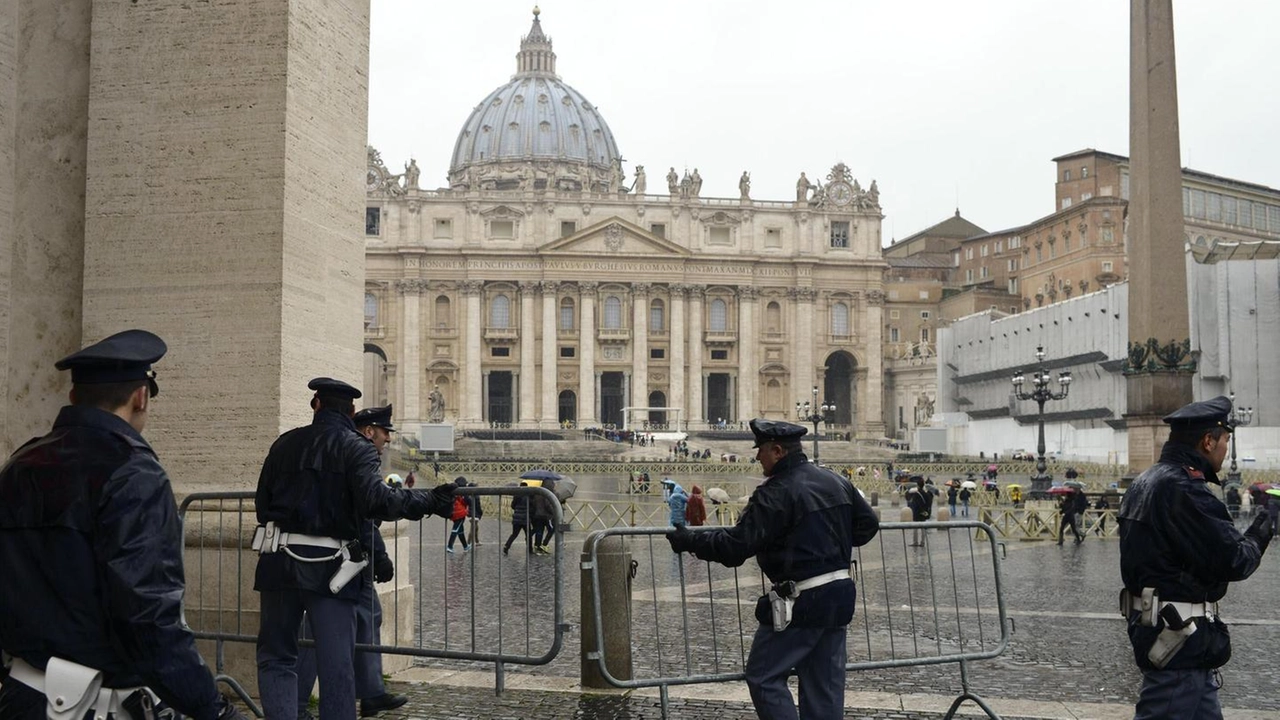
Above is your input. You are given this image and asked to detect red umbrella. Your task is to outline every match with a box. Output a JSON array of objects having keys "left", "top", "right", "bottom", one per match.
[{"left": 1048, "top": 486, "right": 1075, "bottom": 496}]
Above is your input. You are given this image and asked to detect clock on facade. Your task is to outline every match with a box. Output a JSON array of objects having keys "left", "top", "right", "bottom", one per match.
[
  {"left": 367, "top": 167, "right": 382, "bottom": 191},
  {"left": 827, "top": 180, "right": 853, "bottom": 206}
]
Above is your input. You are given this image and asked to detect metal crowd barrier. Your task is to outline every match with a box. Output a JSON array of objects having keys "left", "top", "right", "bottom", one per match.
[
  {"left": 584, "top": 520, "right": 1011, "bottom": 720},
  {"left": 178, "top": 485, "right": 565, "bottom": 715}
]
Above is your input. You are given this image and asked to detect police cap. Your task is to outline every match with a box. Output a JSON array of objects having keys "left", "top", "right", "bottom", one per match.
[
  {"left": 749, "top": 418, "right": 808, "bottom": 448},
  {"left": 353, "top": 403, "right": 394, "bottom": 431},
  {"left": 54, "top": 329, "right": 167, "bottom": 397},
  {"left": 307, "top": 377, "right": 362, "bottom": 401},
  {"left": 1162, "top": 395, "right": 1234, "bottom": 434}
]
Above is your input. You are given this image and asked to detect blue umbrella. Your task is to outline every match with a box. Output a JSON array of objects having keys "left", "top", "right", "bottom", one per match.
[{"left": 520, "top": 469, "right": 563, "bottom": 481}]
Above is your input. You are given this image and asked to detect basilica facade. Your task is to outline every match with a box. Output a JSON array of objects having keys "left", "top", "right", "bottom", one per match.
[{"left": 363, "top": 10, "right": 888, "bottom": 438}]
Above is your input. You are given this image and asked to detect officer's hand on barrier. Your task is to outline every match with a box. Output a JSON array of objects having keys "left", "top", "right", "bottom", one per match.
[
  {"left": 375, "top": 553, "right": 395, "bottom": 583},
  {"left": 427, "top": 482, "right": 458, "bottom": 519},
  {"left": 666, "top": 523, "right": 694, "bottom": 554},
  {"left": 216, "top": 696, "right": 250, "bottom": 720},
  {"left": 1245, "top": 511, "right": 1274, "bottom": 547}
]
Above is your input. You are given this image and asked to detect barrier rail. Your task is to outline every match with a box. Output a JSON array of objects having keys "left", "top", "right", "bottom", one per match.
[
  {"left": 178, "top": 485, "right": 566, "bottom": 716},
  {"left": 584, "top": 520, "right": 1010, "bottom": 719}
]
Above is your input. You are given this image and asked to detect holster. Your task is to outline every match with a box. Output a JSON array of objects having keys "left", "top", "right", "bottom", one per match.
[
  {"left": 1148, "top": 605, "right": 1197, "bottom": 669},
  {"left": 43, "top": 657, "right": 102, "bottom": 720},
  {"left": 768, "top": 589, "right": 795, "bottom": 632},
  {"left": 328, "top": 543, "right": 368, "bottom": 594},
  {"left": 252, "top": 522, "right": 281, "bottom": 555}
]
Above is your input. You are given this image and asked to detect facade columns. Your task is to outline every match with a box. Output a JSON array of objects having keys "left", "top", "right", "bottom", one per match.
[
  {"left": 519, "top": 281, "right": 537, "bottom": 426},
  {"left": 862, "top": 291, "right": 887, "bottom": 438},
  {"left": 737, "top": 286, "right": 757, "bottom": 421},
  {"left": 631, "top": 283, "right": 650, "bottom": 411},
  {"left": 540, "top": 281, "right": 559, "bottom": 424},
  {"left": 395, "top": 279, "right": 425, "bottom": 430},
  {"left": 578, "top": 282, "right": 598, "bottom": 426},
  {"left": 687, "top": 285, "right": 705, "bottom": 427},
  {"left": 462, "top": 280, "right": 484, "bottom": 424},
  {"left": 791, "top": 288, "right": 817, "bottom": 418},
  {"left": 482, "top": 370, "right": 490, "bottom": 423},
  {"left": 669, "top": 285, "right": 687, "bottom": 430}
]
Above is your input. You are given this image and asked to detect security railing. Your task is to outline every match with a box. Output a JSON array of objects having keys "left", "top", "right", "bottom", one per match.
[{"left": 583, "top": 520, "right": 1011, "bottom": 719}]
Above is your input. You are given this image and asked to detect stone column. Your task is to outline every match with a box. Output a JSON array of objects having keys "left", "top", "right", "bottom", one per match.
[
  {"left": 519, "top": 281, "right": 537, "bottom": 427},
  {"left": 462, "top": 280, "right": 484, "bottom": 425},
  {"left": 541, "top": 281, "right": 559, "bottom": 424},
  {"left": 862, "top": 290, "right": 887, "bottom": 438},
  {"left": 396, "top": 279, "right": 424, "bottom": 432},
  {"left": 792, "top": 288, "right": 817, "bottom": 414},
  {"left": 737, "top": 287, "right": 757, "bottom": 421},
  {"left": 578, "top": 282, "right": 598, "bottom": 426},
  {"left": 631, "top": 283, "right": 650, "bottom": 411},
  {"left": 669, "top": 285, "right": 687, "bottom": 430},
  {"left": 687, "top": 285, "right": 705, "bottom": 427},
  {"left": 482, "top": 370, "right": 490, "bottom": 424},
  {"left": 1125, "top": 0, "right": 1193, "bottom": 471}
]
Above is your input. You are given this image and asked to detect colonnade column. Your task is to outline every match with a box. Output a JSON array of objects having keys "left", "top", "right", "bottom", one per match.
[
  {"left": 395, "top": 279, "right": 424, "bottom": 429},
  {"left": 669, "top": 285, "right": 687, "bottom": 430},
  {"left": 862, "top": 290, "right": 887, "bottom": 438},
  {"left": 791, "top": 288, "right": 816, "bottom": 418},
  {"left": 461, "top": 280, "right": 484, "bottom": 425},
  {"left": 540, "top": 281, "right": 559, "bottom": 424},
  {"left": 687, "top": 285, "right": 705, "bottom": 428},
  {"left": 736, "top": 286, "right": 757, "bottom": 421},
  {"left": 519, "top": 282, "right": 537, "bottom": 427},
  {"left": 578, "top": 282, "right": 598, "bottom": 426},
  {"left": 631, "top": 283, "right": 650, "bottom": 413}
]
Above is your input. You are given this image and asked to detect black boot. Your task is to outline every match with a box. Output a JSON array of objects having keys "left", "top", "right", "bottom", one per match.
[{"left": 360, "top": 693, "right": 408, "bottom": 717}]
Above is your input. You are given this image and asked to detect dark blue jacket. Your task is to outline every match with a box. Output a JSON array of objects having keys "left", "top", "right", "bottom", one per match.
[{"left": 0, "top": 406, "right": 223, "bottom": 719}]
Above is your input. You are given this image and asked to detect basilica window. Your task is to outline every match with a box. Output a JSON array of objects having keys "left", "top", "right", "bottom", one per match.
[
  {"left": 490, "top": 294, "right": 511, "bottom": 328},
  {"left": 650, "top": 223, "right": 666, "bottom": 238},
  {"left": 920, "top": 327, "right": 930, "bottom": 342},
  {"left": 561, "top": 221, "right": 577, "bottom": 238},
  {"left": 709, "top": 298, "right": 728, "bottom": 332},
  {"left": 889, "top": 327, "right": 900, "bottom": 343},
  {"left": 434, "top": 218, "right": 452, "bottom": 239},
  {"left": 765, "top": 301, "right": 782, "bottom": 333},
  {"left": 364, "top": 293, "right": 378, "bottom": 328},
  {"left": 829, "top": 221, "right": 849, "bottom": 248},
  {"left": 765, "top": 228, "right": 782, "bottom": 248},
  {"left": 831, "top": 302, "right": 849, "bottom": 336},
  {"left": 603, "top": 296, "right": 623, "bottom": 329},
  {"left": 490, "top": 220, "right": 515, "bottom": 239},
  {"left": 560, "top": 346, "right": 575, "bottom": 358},
  {"left": 365, "top": 208, "right": 380, "bottom": 236},
  {"left": 649, "top": 299, "right": 665, "bottom": 333},
  {"left": 650, "top": 348, "right": 665, "bottom": 359},
  {"left": 559, "top": 298, "right": 575, "bottom": 330},
  {"left": 435, "top": 295, "right": 452, "bottom": 329}
]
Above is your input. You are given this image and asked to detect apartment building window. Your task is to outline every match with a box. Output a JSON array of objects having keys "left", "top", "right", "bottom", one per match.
[
  {"left": 1223, "top": 197, "right": 1238, "bottom": 224},
  {"left": 919, "top": 290, "right": 929, "bottom": 300},
  {"left": 1081, "top": 166, "right": 1089, "bottom": 179},
  {"left": 920, "top": 327, "right": 930, "bottom": 342},
  {"left": 1008, "top": 278, "right": 1019, "bottom": 294},
  {"left": 1103, "top": 261, "right": 1114, "bottom": 273},
  {"left": 981, "top": 244, "right": 988, "bottom": 257},
  {"left": 966, "top": 247, "right": 974, "bottom": 260},
  {"left": 1101, "top": 227, "right": 1115, "bottom": 244},
  {"left": 920, "top": 310, "right": 931, "bottom": 320},
  {"left": 953, "top": 252, "right": 960, "bottom": 267},
  {"left": 1010, "top": 305, "right": 1019, "bottom": 314},
  {"left": 829, "top": 221, "right": 850, "bottom": 248},
  {"left": 1206, "top": 193, "right": 1222, "bottom": 223},
  {"left": 1036, "top": 247, "right": 1043, "bottom": 263},
  {"left": 965, "top": 269, "right": 974, "bottom": 283},
  {"left": 1061, "top": 198, "right": 1072, "bottom": 209},
  {"left": 1064, "top": 169, "right": 1071, "bottom": 181},
  {"left": 995, "top": 240, "right": 1003, "bottom": 253},
  {"left": 561, "top": 221, "right": 577, "bottom": 237},
  {"left": 1081, "top": 192, "right": 1093, "bottom": 201},
  {"left": 980, "top": 266, "right": 989, "bottom": 279},
  {"left": 1190, "top": 189, "right": 1206, "bottom": 218},
  {"left": 889, "top": 327, "right": 900, "bottom": 343},
  {"left": 889, "top": 310, "right": 900, "bottom": 319}
]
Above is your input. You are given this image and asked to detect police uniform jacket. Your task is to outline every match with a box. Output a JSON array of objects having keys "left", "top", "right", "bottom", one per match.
[
  {"left": 683, "top": 452, "right": 879, "bottom": 627},
  {"left": 254, "top": 408, "right": 445, "bottom": 600},
  {"left": 0, "top": 406, "right": 223, "bottom": 719},
  {"left": 1118, "top": 440, "right": 1268, "bottom": 669}
]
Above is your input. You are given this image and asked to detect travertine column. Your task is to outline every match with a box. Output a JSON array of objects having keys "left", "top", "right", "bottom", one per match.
[
  {"left": 396, "top": 279, "right": 424, "bottom": 430},
  {"left": 669, "top": 285, "right": 687, "bottom": 430},
  {"left": 792, "top": 288, "right": 817, "bottom": 413},
  {"left": 519, "top": 281, "right": 537, "bottom": 427},
  {"left": 687, "top": 285, "right": 705, "bottom": 427},
  {"left": 578, "top": 282, "right": 597, "bottom": 425},
  {"left": 737, "top": 287, "right": 757, "bottom": 421},
  {"left": 540, "top": 281, "right": 559, "bottom": 424},
  {"left": 862, "top": 291, "right": 886, "bottom": 438},
  {"left": 462, "top": 280, "right": 484, "bottom": 425},
  {"left": 1125, "top": 0, "right": 1193, "bottom": 471},
  {"left": 631, "top": 283, "right": 650, "bottom": 411}
]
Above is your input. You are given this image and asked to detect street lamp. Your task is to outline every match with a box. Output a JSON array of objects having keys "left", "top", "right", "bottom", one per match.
[
  {"left": 1226, "top": 391, "right": 1255, "bottom": 486},
  {"left": 1011, "top": 345, "right": 1071, "bottom": 496},
  {"left": 796, "top": 385, "right": 836, "bottom": 464}
]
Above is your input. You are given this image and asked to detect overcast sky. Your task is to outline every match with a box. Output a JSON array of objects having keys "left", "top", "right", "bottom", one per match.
[{"left": 369, "top": 0, "right": 1280, "bottom": 243}]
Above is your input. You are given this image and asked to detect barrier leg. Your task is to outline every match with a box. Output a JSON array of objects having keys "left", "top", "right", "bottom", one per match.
[{"left": 581, "top": 533, "right": 633, "bottom": 688}]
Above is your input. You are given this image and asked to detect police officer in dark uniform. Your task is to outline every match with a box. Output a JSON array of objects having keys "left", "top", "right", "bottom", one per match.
[
  {"left": 0, "top": 330, "right": 246, "bottom": 719},
  {"left": 255, "top": 379, "right": 455, "bottom": 720},
  {"left": 1119, "top": 396, "right": 1272, "bottom": 719},
  {"left": 295, "top": 404, "right": 406, "bottom": 718},
  {"left": 667, "top": 419, "right": 879, "bottom": 720}
]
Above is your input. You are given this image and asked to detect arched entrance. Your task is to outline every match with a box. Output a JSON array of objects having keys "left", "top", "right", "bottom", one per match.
[
  {"left": 823, "top": 351, "right": 856, "bottom": 427},
  {"left": 558, "top": 390, "right": 576, "bottom": 426},
  {"left": 648, "top": 390, "right": 667, "bottom": 428},
  {"left": 363, "top": 343, "right": 388, "bottom": 405}
]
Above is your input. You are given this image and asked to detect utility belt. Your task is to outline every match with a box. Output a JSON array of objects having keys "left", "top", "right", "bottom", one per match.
[
  {"left": 768, "top": 570, "right": 850, "bottom": 632},
  {"left": 253, "top": 521, "right": 366, "bottom": 594},
  {"left": 1119, "top": 588, "right": 1219, "bottom": 669},
  {"left": 6, "top": 656, "right": 159, "bottom": 720}
]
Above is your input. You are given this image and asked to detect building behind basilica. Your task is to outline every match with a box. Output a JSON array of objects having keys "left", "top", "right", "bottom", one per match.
[{"left": 363, "top": 10, "right": 893, "bottom": 438}]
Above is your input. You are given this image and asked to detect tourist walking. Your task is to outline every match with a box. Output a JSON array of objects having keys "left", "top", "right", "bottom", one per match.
[
  {"left": 686, "top": 485, "right": 708, "bottom": 526},
  {"left": 447, "top": 477, "right": 472, "bottom": 552},
  {"left": 503, "top": 483, "right": 534, "bottom": 555},
  {"left": 663, "top": 478, "right": 689, "bottom": 526},
  {"left": 905, "top": 476, "right": 933, "bottom": 546}
]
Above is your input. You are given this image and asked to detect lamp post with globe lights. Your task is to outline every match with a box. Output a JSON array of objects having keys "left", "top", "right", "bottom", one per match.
[
  {"left": 796, "top": 385, "right": 835, "bottom": 464},
  {"left": 1011, "top": 346, "right": 1072, "bottom": 497},
  {"left": 1226, "top": 392, "right": 1254, "bottom": 487}
]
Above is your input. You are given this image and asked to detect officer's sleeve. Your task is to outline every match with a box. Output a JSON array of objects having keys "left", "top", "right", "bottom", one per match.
[
  {"left": 347, "top": 440, "right": 441, "bottom": 521},
  {"left": 686, "top": 484, "right": 788, "bottom": 567},
  {"left": 96, "top": 458, "right": 222, "bottom": 720},
  {"left": 850, "top": 485, "right": 880, "bottom": 547},
  {"left": 1173, "top": 482, "right": 1266, "bottom": 582}
]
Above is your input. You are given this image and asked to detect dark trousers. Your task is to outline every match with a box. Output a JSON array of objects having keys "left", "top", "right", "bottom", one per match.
[
  {"left": 743, "top": 623, "right": 847, "bottom": 720},
  {"left": 258, "top": 589, "right": 356, "bottom": 720},
  {"left": 1134, "top": 668, "right": 1221, "bottom": 719},
  {"left": 0, "top": 680, "right": 48, "bottom": 720},
  {"left": 504, "top": 522, "right": 531, "bottom": 551},
  {"left": 1059, "top": 512, "right": 1083, "bottom": 543},
  {"left": 448, "top": 519, "right": 470, "bottom": 549},
  {"left": 296, "top": 579, "right": 385, "bottom": 712}
]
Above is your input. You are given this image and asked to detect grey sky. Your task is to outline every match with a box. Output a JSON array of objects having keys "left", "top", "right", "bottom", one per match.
[{"left": 369, "top": 0, "right": 1280, "bottom": 243}]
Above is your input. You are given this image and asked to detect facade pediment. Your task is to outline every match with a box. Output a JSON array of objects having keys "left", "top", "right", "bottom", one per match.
[{"left": 539, "top": 217, "right": 692, "bottom": 257}]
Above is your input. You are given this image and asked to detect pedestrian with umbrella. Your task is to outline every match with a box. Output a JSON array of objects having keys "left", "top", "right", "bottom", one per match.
[
  {"left": 959, "top": 480, "right": 975, "bottom": 517},
  {"left": 503, "top": 481, "right": 534, "bottom": 556}
]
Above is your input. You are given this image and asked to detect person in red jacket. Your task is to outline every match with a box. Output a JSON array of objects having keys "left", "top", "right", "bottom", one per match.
[{"left": 686, "top": 485, "right": 708, "bottom": 526}]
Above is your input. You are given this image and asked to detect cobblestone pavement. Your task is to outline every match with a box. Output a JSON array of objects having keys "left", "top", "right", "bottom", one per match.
[{"left": 305, "top": 518, "right": 1280, "bottom": 719}]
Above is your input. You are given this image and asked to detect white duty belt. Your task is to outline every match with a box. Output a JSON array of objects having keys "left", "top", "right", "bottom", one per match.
[
  {"left": 253, "top": 521, "right": 350, "bottom": 561},
  {"left": 7, "top": 656, "right": 153, "bottom": 720},
  {"left": 794, "top": 570, "right": 851, "bottom": 593},
  {"left": 1126, "top": 595, "right": 1218, "bottom": 620}
]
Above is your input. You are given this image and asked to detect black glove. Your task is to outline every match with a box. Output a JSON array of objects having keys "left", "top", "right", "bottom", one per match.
[
  {"left": 427, "top": 482, "right": 458, "bottom": 519},
  {"left": 374, "top": 553, "right": 394, "bottom": 583},
  {"left": 216, "top": 696, "right": 250, "bottom": 720},
  {"left": 666, "top": 523, "right": 695, "bottom": 554},
  {"left": 1245, "top": 511, "right": 1274, "bottom": 547}
]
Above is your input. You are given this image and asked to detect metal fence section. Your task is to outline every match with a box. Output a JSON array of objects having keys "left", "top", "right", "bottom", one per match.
[
  {"left": 584, "top": 520, "right": 1011, "bottom": 719},
  {"left": 178, "top": 485, "right": 566, "bottom": 715}
]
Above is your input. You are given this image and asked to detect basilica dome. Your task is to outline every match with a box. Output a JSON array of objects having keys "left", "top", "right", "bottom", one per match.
[{"left": 448, "top": 9, "right": 622, "bottom": 192}]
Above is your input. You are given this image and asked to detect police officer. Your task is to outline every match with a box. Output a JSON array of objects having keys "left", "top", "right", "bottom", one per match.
[
  {"left": 256, "top": 379, "right": 455, "bottom": 720},
  {"left": 666, "top": 419, "right": 879, "bottom": 720},
  {"left": 1119, "top": 396, "right": 1272, "bottom": 718},
  {"left": 295, "top": 404, "right": 406, "bottom": 718},
  {"left": 0, "top": 330, "right": 246, "bottom": 719}
]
